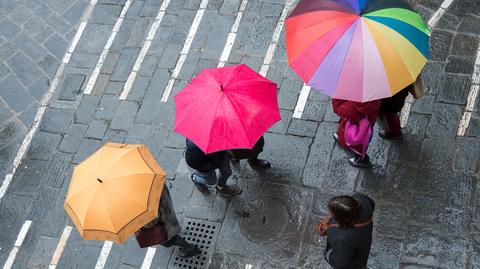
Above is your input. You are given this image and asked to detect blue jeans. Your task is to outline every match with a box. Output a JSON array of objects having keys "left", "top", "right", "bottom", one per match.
[{"left": 192, "top": 156, "right": 232, "bottom": 187}]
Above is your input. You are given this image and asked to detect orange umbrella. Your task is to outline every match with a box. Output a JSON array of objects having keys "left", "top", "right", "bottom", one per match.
[{"left": 64, "top": 143, "right": 165, "bottom": 244}]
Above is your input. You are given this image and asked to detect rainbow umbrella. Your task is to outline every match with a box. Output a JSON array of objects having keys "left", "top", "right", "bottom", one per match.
[{"left": 286, "top": 0, "right": 430, "bottom": 102}]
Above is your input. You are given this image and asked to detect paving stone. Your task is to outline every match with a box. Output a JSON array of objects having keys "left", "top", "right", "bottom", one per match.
[
  {"left": 0, "top": 101, "right": 13, "bottom": 124},
  {"left": 296, "top": 213, "right": 329, "bottom": 268},
  {"left": 435, "top": 12, "right": 461, "bottom": 31},
  {"left": 451, "top": 33, "right": 480, "bottom": 58},
  {"left": 73, "top": 138, "right": 103, "bottom": 163},
  {"left": 369, "top": 236, "right": 403, "bottom": 269},
  {"left": 126, "top": 76, "right": 149, "bottom": 101},
  {"left": 95, "top": 94, "right": 119, "bottom": 120},
  {"left": 74, "top": 245, "right": 103, "bottom": 269},
  {"left": 38, "top": 54, "right": 60, "bottom": 79},
  {"left": 13, "top": 34, "right": 48, "bottom": 61},
  {"left": 265, "top": 60, "right": 287, "bottom": 88},
  {"left": 9, "top": 6, "right": 35, "bottom": 25},
  {"left": 454, "top": 137, "right": 480, "bottom": 173},
  {"left": 0, "top": 137, "right": 20, "bottom": 169},
  {"left": 102, "top": 51, "right": 120, "bottom": 74},
  {"left": 260, "top": 2, "right": 283, "bottom": 17},
  {"left": 43, "top": 152, "right": 73, "bottom": 187},
  {"left": 0, "top": 75, "right": 36, "bottom": 112},
  {"left": 47, "top": 0, "right": 77, "bottom": 13},
  {"left": 40, "top": 108, "right": 74, "bottom": 134},
  {"left": 76, "top": 24, "right": 114, "bottom": 54},
  {"left": 217, "top": 179, "right": 312, "bottom": 267},
  {"left": 287, "top": 119, "right": 318, "bottom": 138},
  {"left": 467, "top": 115, "right": 480, "bottom": 137},
  {"left": 44, "top": 13, "right": 73, "bottom": 34},
  {"left": 125, "top": 17, "right": 153, "bottom": 47},
  {"left": 268, "top": 109, "right": 292, "bottom": 134},
  {"left": 110, "top": 101, "right": 139, "bottom": 130},
  {"left": 157, "top": 147, "right": 184, "bottom": 180},
  {"left": 0, "top": 119, "right": 27, "bottom": 150},
  {"left": 421, "top": 61, "right": 445, "bottom": 95},
  {"left": 59, "top": 123, "right": 88, "bottom": 153},
  {"left": 411, "top": 95, "right": 435, "bottom": 114},
  {"left": 400, "top": 227, "right": 442, "bottom": 267},
  {"left": 120, "top": 237, "right": 148, "bottom": 266},
  {"left": 9, "top": 158, "right": 50, "bottom": 196},
  {"left": 301, "top": 122, "right": 335, "bottom": 187},
  {"left": 429, "top": 30, "right": 453, "bottom": 62},
  {"left": 157, "top": 44, "right": 180, "bottom": 69},
  {"left": 27, "top": 131, "right": 62, "bottom": 160},
  {"left": 243, "top": 133, "right": 311, "bottom": 185},
  {"left": 438, "top": 74, "right": 470, "bottom": 105},
  {"left": 458, "top": 15, "right": 480, "bottom": 35},
  {"left": 110, "top": 48, "right": 140, "bottom": 81},
  {"left": 33, "top": 26, "right": 54, "bottom": 44},
  {"left": 91, "top": 73, "right": 110, "bottom": 95},
  {"left": 6, "top": 51, "right": 43, "bottom": 86},
  {"left": 84, "top": 120, "right": 107, "bottom": 140},
  {"left": 75, "top": 95, "right": 100, "bottom": 124},
  {"left": 301, "top": 100, "right": 328, "bottom": 122},
  {"left": 0, "top": 193, "right": 34, "bottom": 263},
  {"left": 218, "top": 0, "right": 240, "bottom": 14},
  {"left": 27, "top": 186, "right": 61, "bottom": 221},
  {"left": 23, "top": 17, "right": 47, "bottom": 36},
  {"left": 90, "top": 3, "right": 123, "bottom": 24},
  {"left": 278, "top": 78, "right": 302, "bottom": 110},
  {"left": 445, "top": 56, "right": 475, "bottom": 75},
  {"left": 68, "top": 53, "right": 98, "bottom": 69},
  {"left": 63, "top": 0, "right": 89, "bottom": 24},
  {"left": 201, "top": 15, "right": 233, "bottom": 60},
  {"left": 102, "top": 81, "right": 123, "bottom": 95},
  {"left": 110, "top": 18, "right": 136, "bottom": 52},
  {"left": 59, "top": 73, "right": 86, "bottom": 101},
  {"left": 139, "top": 0, "right": 162, "bottom": 17},
  {"left": 0, "top": 62, "right": 10, "bottom": 79},
  {"left": 0, "top": 42, "right": 18, "bottom": 61},
  {"left": 17, "top": 103, "right": 38, "bottom": 131},
  {"left": 44, "top": 33, "right": 68, "bottom": 60},
  {"left": 426, "top": 103, "right": 462, "bottom": 138},
  {"left": 135, "top": 69, "right": 170, "bottom": 124},
  {"left": 0, "top": 18, "right": 21, "bottom": 39},
  {"left": 138, "top": 55, "right": 158, "bottom": 77}
]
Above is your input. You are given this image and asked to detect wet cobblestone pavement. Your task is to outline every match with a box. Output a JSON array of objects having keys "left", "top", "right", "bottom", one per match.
[{"left": 1, "top": 0, "right": 480, "bottom": 268}]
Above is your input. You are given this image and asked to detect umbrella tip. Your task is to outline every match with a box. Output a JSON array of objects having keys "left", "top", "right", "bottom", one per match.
[
  {"left": 220, "top": 84, "right": 224, "bottom": 91},
  {"left": 97, "top": 178, "right": 103, "bottom": 183}
]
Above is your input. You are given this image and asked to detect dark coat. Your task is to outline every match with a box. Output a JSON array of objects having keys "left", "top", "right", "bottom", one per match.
[
  {"left": 144, "top": 187, "right": 181, "bottom": 241},
  {"left": 185, "top": 139, "right": 227, "bottom": 172},
  {"left": 380, "top": 86, "right": 411, "bottom": 114},
  {"left": 332, "top": 99, "right": 381, "bottom": 148},
  {"left": 324, "top": 193, "right": 375, "bottom": 269},
  {"left": 228, "top": 136, "right": 265, "bottom": 160}
]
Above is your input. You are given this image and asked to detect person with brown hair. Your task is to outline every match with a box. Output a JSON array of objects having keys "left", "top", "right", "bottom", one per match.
[{"left": 321, "top": 193, "right": 375, "bottom": 269}]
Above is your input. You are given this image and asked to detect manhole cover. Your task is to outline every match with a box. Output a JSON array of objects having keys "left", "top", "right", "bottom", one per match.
[
  {"left": 169, "top": 218, "right": 220, "bottom": 269},
  {"left": 239, "top": 197, "right": 289, "bottom": 244}
]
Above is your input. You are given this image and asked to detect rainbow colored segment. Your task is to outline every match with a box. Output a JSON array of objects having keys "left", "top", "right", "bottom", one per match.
[{"left": 286, "top": 0, "right": 430, "bottom": 102}]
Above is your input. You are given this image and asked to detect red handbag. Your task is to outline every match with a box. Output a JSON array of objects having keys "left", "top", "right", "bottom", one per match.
[{"left": 135, "top": 223, "right": 168, "bottom": 248}]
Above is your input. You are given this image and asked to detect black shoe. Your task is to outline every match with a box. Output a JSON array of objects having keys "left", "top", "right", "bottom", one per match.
[
  {"left": 349, "top": 155, "right": 372, "bottom": 169},
  {"left": 333, "top": 132, "right": 339, "bottom": 142},
  {"left": 190, "top": 174, "right": 209, "bottom": 193},
  {"left": 178, "top": 245, "right": 201, "bottom": 258},
  {"left": 379, "top": 131, "right": 403, "bottom": 140},
  {"left": 216, "top": 184, "right": 242, "bottom": 195},
  {"left": 248, "top": 158, "right": 271, "bottom": 168}
]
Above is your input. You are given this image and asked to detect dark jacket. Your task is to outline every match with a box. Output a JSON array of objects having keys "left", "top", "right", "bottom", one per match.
[
  {"left": 185, "top": 139, "right": 227, "bottom": 172},
  {"left": 324, "top": 193, "right": 375, "bottom": 269},
  {"left": 380, "top": 85, "right": 412, "bottom": 114},
  {"left": 228, "top": 136, "right": 265, "bottom": 160},
  {"left": 143, "top": 187, "right": 181, "bottom": 241}
]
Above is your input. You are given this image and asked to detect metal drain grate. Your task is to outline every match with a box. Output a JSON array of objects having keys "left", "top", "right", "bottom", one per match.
[{"left": 169, "top": 218, "right": 220, "bottom": 269}]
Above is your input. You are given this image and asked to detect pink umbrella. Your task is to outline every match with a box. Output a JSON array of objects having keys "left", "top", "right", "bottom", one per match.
[{"left": 174, "top": 64, "right": 280, "bottom": 154}]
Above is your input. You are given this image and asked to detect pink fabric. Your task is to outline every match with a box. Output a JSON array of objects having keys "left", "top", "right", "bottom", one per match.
[
  {"left": 173, "top": 64, "right": 280, "bottom": 154},
  {"left": 344, "top": 116, "right": 372, "bottom": 157}
]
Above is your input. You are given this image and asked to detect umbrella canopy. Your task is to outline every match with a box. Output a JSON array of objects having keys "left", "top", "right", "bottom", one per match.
[
  {"left": 64, "top": 143, "right": 166, "bottom": 244},
  {"left": 286, "top": 0, "right": 429, "bottom": 102},
  {"left": 174, "top": 64, "right": 280, "bottom": 154}
]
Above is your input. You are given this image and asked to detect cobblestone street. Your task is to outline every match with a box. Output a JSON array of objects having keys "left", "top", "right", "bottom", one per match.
[{"left": 1, "top": 0, "right": 480, "bottom": 268}]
